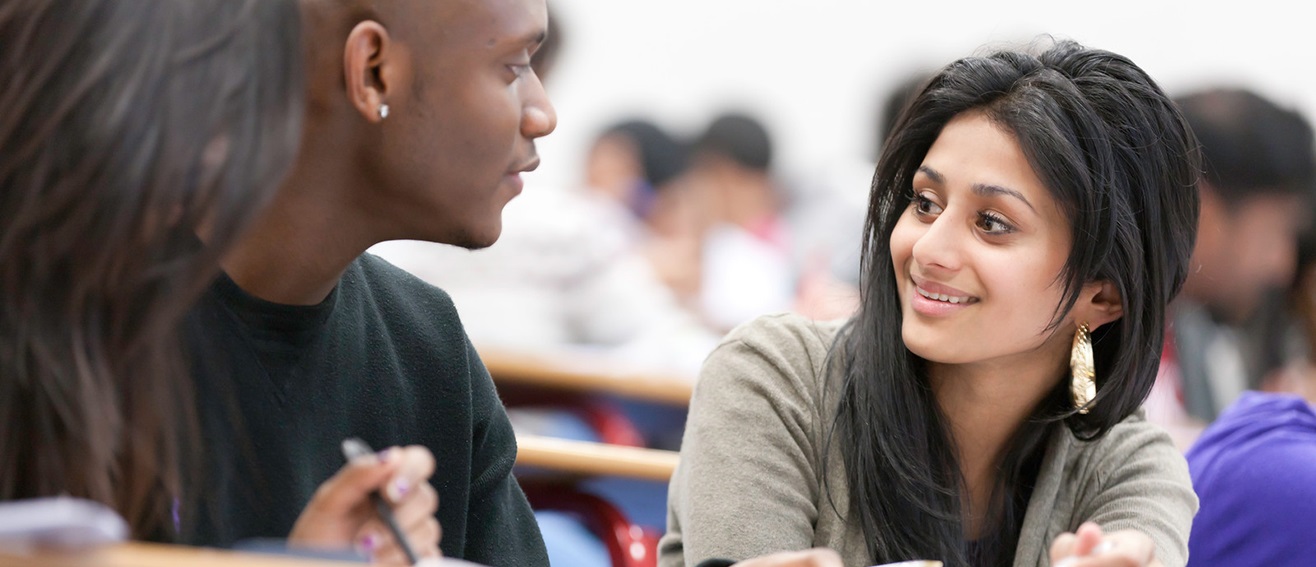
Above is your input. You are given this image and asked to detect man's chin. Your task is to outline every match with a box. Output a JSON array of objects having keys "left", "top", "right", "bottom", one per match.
[{"left": 448, "top": 225, "right": 502, "bottom": 251}]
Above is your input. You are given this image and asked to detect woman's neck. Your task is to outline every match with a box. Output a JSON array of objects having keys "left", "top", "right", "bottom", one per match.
[{"left": 927, "top": 356, "right": 1064, "bottom": 538}]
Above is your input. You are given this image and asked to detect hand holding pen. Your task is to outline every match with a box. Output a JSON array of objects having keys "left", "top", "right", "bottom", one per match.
[{"left": 287, "top": 439, "right": 441, "bottom": 565}]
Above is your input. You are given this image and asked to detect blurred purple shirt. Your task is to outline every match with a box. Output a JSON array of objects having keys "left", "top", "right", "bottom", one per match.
[{"left": 1186, "top": 391, "right": 1316, "bottom": 565}]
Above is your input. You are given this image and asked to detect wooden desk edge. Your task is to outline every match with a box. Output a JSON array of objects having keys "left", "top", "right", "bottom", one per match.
[
  {"left": 481, "top": 349, "right": 694, "bottom": 406},
  {"left": 515, "top": 434, "right": 679, "bottom": 482},
  {"left": 0, "top": 542, "right": 360, "bottom": 567}
]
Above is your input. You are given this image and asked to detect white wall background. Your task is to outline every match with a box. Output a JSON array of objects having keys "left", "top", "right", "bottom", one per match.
[{"left": 529, "top": 0, "right": 1315, "bottom": 197}]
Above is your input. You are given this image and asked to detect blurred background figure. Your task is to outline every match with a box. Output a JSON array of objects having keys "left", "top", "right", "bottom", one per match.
[
  {"left": 1184, "top": 389, "right": 1316, "bottom": 565},
  {"left": 584, "top": 118, "right": 691, "bottom": 229},
  {"left": 785, "top": 69, "right": 934, "bottom": 325},
  {"left": 1262, "top": 233, "right": 1316, "bottom": 402},
  {"left": 1147, "top": 87, "right": 1316, "bottom": 450},
  {"left": 677, "top": 111, "right": 797, "bottom": 333}
]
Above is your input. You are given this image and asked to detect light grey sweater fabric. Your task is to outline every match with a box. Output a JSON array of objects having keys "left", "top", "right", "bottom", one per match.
[{"left": 660, "top": 313, "right": 1198, "bottom": 567}]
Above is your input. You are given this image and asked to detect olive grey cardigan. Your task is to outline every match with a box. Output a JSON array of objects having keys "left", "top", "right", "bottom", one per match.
[{"left": 660, "top": 314, "right": 1197, "bottom": 567}]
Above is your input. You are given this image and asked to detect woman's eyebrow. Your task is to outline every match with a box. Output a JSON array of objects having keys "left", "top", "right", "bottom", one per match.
[{"left": 973, "top": 183, "right": 1036, "bottom": 213}]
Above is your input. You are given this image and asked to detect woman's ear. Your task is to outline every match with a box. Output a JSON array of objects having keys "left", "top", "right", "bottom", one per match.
[{"left": 1078, "top": 280, "right": 1124, "bottom": 330}]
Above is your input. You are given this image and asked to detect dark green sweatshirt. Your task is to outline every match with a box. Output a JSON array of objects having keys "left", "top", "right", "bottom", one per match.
[{"left": 181, "top": 253, "right": 547, "bottom": 566}]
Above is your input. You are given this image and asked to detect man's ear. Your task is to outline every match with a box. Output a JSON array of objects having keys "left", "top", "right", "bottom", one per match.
[
  {"left": 342, "top": 20, "right": 400, "bottom": 123},
  {"left": 1078, "top": 279, "right": 1124, "bottom": 331}
]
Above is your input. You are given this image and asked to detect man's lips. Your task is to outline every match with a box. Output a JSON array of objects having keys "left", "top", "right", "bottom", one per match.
[{"left": 508, "top": 156, "right": 540, "bottom": 175}]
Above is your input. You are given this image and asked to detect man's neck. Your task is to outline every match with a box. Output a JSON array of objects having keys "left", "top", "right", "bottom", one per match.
[{"left": 221, "top": 177, "right": 376, "bottom": 306}]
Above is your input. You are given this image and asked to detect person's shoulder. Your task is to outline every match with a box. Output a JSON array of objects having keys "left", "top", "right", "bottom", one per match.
[
  {"left": 355, "top": 252, "right": 455, "bottom": 301},
  {"left": 719, "top": 312, "right": 845, "bottom": 355},
  {"left": 1053, "top": 410, "right": 1197, "bottom": 526},
  {"left": 348, "top": 253, "right": 464, "bottom": 330},
  {"left": 697, "top": 313, "right": 848, "bottom": 410},
  {"left": 1189, "top": 391, "right": 1316, "bottom": 479},
  {"left": 1056, "top": 410, "right": 1189, "bottom": 485},
  {"left": 1079, "top": 411, "right": 1179, "bottom": 457}
]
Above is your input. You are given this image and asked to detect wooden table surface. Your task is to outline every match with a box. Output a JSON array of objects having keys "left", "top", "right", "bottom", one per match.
[
  {"left": 0, "top": 542, "right": 357, "bottom": 567},
  {"left": 480, "top": 347, "right": 694, "bottom": 406},
  {"left": 0, "top": 542, "right": 491, "bottom": 567},
  {"left": 515, "top": 434, "right": 679, "bottom": 482}
]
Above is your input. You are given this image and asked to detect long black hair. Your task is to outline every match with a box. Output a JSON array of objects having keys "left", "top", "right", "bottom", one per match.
[
  {"left": 0, "top": 0, "right": 304, "bottom": 537},
  {"left": 829, "top": 38, "right": 1200, "bottom": 566}
]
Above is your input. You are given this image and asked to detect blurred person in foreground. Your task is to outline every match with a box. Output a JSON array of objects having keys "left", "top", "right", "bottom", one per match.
[{"left": 0, "top": 0, "right": 303, "bottom": 541}]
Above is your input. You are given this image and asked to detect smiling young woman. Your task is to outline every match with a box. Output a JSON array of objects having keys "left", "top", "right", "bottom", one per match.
[{"left": 661, "top": 38, "right": 1201, "bottom": 567}]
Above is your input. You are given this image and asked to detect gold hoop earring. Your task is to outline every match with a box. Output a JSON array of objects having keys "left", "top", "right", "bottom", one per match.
[{"left": 1070, "top": 322, "right": 1096, "bottom": 414}]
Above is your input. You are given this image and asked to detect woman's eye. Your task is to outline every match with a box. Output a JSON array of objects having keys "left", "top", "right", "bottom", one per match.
[
  {"left": 911, "top": 193, "right": 942, "bottom": 216},
  {"left": 976, "top": 211, "right": 1016, "bottom": 235}
]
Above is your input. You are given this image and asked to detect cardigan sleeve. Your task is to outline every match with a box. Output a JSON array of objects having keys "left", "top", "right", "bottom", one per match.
[
  {"left": 658, "top": 314, "right": 836, "bottom": 567},
  {"left": 1071, "top": 417, "right": 1199, "bottom": 567}
]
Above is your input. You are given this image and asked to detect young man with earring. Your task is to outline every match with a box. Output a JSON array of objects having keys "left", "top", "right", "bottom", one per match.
[{"left": 181, "top": 0, "right": 556, "bottom": 563}]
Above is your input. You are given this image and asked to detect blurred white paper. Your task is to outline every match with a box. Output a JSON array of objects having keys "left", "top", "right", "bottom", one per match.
[{"left": 0, "top": 497, "right": 127, "bottom": 551}]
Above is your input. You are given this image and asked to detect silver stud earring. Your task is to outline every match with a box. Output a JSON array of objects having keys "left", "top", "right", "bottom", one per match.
[{"left": 378, "top": 104, "right": 390, "bottom": 120}]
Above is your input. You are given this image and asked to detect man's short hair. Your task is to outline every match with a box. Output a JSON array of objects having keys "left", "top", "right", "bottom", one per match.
[{"left": 1175, "top": 88, "right": 1316, "bottom": 203}]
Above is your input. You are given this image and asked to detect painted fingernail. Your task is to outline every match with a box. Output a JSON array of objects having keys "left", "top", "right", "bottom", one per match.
[
  {"left": 392, "top": 477, "right": 410, "bottom": 499},
  {"left": 361, "top": 534, "right": 377, "bottom": 552}
]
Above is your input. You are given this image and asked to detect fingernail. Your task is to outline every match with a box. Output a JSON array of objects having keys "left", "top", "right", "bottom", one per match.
[
  {"left": 1054, "top": 559, "right": 1077, "bottom": 567},
  {"left": 361, "top": 534, "right": 377, "bottom": 552},
  {"left": 1093, "top": 540, "right": 1115, "bottom": 555},
  {"left": 391, "top": 477, "right": 410, "bottom": 500},
  {"left": 376, "top": 448, "right": 393, "bottom": 463}
]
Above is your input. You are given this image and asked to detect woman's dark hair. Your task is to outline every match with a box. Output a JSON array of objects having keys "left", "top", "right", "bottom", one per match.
[
  {"left": 0, "top": 0, "right": 304, "bottom": 537},
  {"left": 829, "top": 38, "right": 1200, "bottom": 566}
]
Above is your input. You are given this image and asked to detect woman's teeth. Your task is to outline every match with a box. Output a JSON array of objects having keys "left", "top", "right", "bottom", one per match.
[{"left": 917, "top": 287, "right": 972, "bottom": 304}]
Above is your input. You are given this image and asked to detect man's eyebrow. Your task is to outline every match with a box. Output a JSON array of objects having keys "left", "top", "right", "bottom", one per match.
[
  {"left": 520, "top": 28, "right": 546, "bottom": 47},
  {"left": 489, "top": 28, "right": 545, "bottom": 49}
]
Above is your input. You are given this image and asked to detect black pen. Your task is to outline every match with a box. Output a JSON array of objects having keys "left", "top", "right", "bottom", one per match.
[{"left": 341, "top": 437, "right": 420, "bottom": 566}]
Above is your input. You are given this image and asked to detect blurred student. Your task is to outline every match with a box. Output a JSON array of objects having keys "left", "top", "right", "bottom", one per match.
[
  {"left": 1183, "top": 223, "right": 1316, "bottom": 565},
  {"left": 1147, "top": 87, "right": 1316, "bottom": 450},
  {"left": 1184, "top": 390, "right": 1316, "bottom": 565},
  {"left": 789, "top": 70, "right": 935, "bottom": 323},
  {"left": 178, "top": 0, "right": 557, "bottom": 563},
  {"left": 1260, "top": 232, "right": 1316, "bottom": 399},
  {"left": 679, "top": 112, "right": 798, "bottom": 333},
  {"left": 0, "top": 0, "right": 303, "bottom": 539},
  {"left": 663, "top": 38, "right": 1201, "bottom": 567},
  {"left": 586, "top": 118, "right": 692, "bottom": 228}
]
